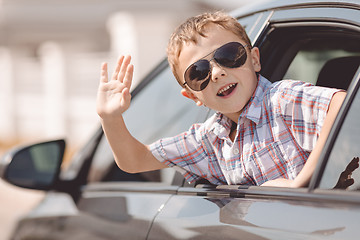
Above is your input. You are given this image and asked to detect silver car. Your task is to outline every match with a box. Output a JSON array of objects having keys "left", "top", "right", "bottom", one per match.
[{"left": 1, "top": 0, "right": 360, "bottom": 239}]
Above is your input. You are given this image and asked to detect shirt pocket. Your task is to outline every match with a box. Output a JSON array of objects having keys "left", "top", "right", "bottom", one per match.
[{"left": 246, "top": 141, "right": 289, "bottom": 185}]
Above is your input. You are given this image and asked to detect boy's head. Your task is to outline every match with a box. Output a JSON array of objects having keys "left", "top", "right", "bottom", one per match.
[
  {"left": 166, "top": 11, "right": 261, "bottom": 120},
  {"left": 167, "top": 11, "right": 252, "bottom": 86}
]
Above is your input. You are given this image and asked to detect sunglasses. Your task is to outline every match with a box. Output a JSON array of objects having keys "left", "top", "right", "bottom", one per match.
[{"left": 183, "top": 42, "right": 248, "bottom": 91}]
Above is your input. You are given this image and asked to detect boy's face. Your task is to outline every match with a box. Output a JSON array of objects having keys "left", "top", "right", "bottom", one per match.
[{"left": 177, "top": 24, "right": 261, "bottom": 121}]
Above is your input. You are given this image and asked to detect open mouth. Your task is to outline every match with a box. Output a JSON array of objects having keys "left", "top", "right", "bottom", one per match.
[{"left": 217, "top": 83, "right": 237, "bottom": 97}]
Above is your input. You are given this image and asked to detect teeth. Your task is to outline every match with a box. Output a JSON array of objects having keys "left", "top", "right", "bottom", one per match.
[{"left": 218, "top": 84, "right": 236, "bottom": 95}]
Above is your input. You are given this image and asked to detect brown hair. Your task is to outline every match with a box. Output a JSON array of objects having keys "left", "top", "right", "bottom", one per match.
[{"left": 167, "top": 11, "right": 252, "bottom": 86}]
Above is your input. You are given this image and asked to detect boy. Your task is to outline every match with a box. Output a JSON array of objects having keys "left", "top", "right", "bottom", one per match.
[{"left": 96, "top": 12, "right": 346, "bottom": 187}]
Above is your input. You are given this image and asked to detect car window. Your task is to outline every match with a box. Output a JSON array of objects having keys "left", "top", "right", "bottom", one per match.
[
  {"left": 318, "top": 75, "right": 360, "bottom": 190},
  {"left": 88, "top": 64, "right": 210, "bottom": 184}
]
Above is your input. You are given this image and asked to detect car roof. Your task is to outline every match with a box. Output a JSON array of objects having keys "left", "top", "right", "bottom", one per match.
[{"left": 231, "top": 0, "right": 360, "bottom": 18}]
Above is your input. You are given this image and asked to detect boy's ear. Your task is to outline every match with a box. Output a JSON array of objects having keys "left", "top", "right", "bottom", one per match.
[
  {"left": 181, "top": 88, "right": 203, "bottom": 106},
  {"left": 250, "top": 47, "right": 261, "bottom": 72}
]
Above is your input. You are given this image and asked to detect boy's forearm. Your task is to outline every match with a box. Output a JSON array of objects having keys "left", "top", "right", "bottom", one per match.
[
  {"left": 292, "top": 91, "right": 346, "bottom": 188},
  {"left": 97, "top": 56, "right": 167, "bottom": 174},
  {"left": 101, "top": 116, "right": 166, "bottom": 173},
  {"left": 262, "top": 91, "right": 346, "bottom": 188}
]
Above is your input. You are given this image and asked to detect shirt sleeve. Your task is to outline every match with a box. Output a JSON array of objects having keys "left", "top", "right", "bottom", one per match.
[
  {"left": 274, "top": 80, "right": 342, "bottom": 151},
  {"left": 149, "top": 123, "right": 209, "bottom": 183}
]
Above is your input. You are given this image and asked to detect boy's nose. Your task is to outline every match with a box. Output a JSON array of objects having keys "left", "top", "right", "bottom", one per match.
[{"left": 211, "top": 61, "right": 226, "bottom": 82}]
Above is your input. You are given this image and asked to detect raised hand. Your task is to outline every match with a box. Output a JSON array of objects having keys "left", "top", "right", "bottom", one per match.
[{"left": 96, "top": 55, "right": 134, "bottom": 119}]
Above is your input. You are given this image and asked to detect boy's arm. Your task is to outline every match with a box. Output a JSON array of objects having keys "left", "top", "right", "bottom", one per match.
[
  {"left": 97, "top": 55, "right": 167, "bottom": 173},
  {"left": 262, "top": 91, "right": 347, "bottom": 188}
]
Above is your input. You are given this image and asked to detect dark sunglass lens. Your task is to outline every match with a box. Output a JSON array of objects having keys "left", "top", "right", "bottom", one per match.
[
  {"left": 214, "top": 42, "right": 247, "bottom": 68},
  {"left": 185, "top": 60, "right": 211, "bottom": 91}
]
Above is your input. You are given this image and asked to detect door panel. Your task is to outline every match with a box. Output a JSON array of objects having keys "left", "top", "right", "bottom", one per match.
[{"left": 148, "top": 190, "right": 360, "bottom": 240}]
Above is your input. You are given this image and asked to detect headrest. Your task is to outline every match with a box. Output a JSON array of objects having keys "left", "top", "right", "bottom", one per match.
[{"left": 317, "top": 56, "right": 360, "bottom": 90}]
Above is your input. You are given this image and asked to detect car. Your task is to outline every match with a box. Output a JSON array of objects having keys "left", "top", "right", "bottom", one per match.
[{"left": 1, "top": 0, "right": 360, "bottom": 239}]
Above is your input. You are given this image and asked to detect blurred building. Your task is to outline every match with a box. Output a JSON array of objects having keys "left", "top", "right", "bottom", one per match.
[{"left": 0, "top": 0, "right": 249, "bottom": 152}]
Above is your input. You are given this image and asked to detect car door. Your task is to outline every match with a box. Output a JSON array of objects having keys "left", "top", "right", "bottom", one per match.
[{"left": 147, "top": 3, "right": 360, "bottom": 240}]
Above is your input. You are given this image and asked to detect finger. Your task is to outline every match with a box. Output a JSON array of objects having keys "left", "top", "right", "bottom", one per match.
[
  {"left": 118, "top": 55, "right": 132, "bottom": 82},
  {"left": 121, "top": 87, "right": 131, "bottom": 108},
  {"left": 111, "top": 56, "right": 125, "bottom": 81},
  {"left": 100, "top": 62, "right": 108, "bottom": 83},
  {"left": 112, "top": 56, "right": 125, "bottom": 80},
  {"left": 123, "top": 64, "right": 134, "bottom": 89}
]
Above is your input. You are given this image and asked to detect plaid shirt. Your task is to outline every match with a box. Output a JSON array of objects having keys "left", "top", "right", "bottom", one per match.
[{"left": 149, "top": 76, "right": 340, "bottom": 185}]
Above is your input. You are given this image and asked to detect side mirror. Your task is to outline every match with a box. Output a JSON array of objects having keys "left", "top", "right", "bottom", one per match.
[{"left": 0, "top": 140, "right": 65, "bottom": 190}]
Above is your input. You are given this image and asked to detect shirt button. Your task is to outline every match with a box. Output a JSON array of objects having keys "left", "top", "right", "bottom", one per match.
[{"left": 233, "top": 148, "right": 240, "bottom": 155}]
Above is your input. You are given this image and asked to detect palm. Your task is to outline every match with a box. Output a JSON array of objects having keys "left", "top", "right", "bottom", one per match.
[
  {"left": 97, "top": 56, "right": 134, "bottom": 118},
  {"left": 98, "top": 81, "right": 129, "bottom": 115}
]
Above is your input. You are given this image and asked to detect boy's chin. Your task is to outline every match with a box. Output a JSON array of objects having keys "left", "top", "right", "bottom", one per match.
[{"left": 219, "top": 106, "right": 245, "bottom": 118}]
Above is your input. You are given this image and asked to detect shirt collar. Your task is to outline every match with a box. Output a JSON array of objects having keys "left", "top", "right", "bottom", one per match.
[
  {"left": 238, "top": 75, "right": 272, "bottom": 125},
  {"left": 208, "top": 75, "right": 272, "bottom": 136},
  {"left": 210, "top": 112, "right": 232, "bottom": 139}
]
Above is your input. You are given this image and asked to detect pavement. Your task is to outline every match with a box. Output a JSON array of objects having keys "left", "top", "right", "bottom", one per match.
[{"left": 0, "top": 179, "right": 44, "bottom": 240}]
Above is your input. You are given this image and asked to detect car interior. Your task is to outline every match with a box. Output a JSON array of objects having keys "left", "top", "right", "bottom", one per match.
[{"left": 260, "top": 24, "right": 360, "bottom": 89}]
